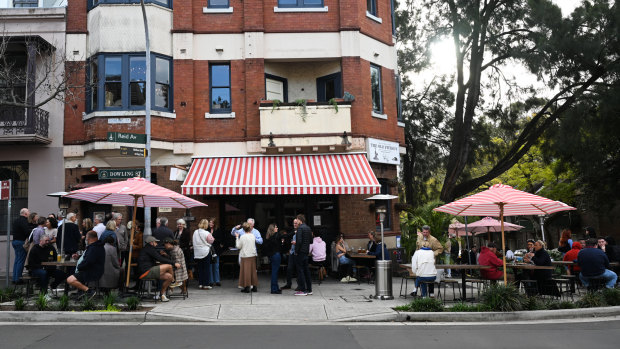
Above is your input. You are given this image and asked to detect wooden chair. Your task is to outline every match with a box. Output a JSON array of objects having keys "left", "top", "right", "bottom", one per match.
[{"left": 399, "top": 270, "right": 416, "bottom": 298}]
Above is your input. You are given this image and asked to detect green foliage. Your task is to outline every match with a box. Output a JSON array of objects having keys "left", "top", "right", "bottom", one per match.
[
  {"left": 125, "top": 296, "right": 140, "bottom": 311},
  {"left": 14, "top": 297, "right": 25, "bottom": 311},
  {"left": 81, "top": 297, "right": 96, "bottom": 311},
  {"left": 449, "top": 302, "right": 490, "bottom": 312},
  {"left": 294, "top": 99, "right": 308, "bottom": 121},
  {"left": 327, "top": 98, "right": 339, "bottom": 112},
  {"left": 0, "top": 288, "right": 6, "bottom": 303},
  {"left": 480, "top": 284, "right": 524, "bottom": 312},
  {"left": 103, "top": 292, "right": 118, "bottom": 309},
  {"left": 576, "top": 292, "right": 606, "bottom": 308},
  {"left": 545, "top": 300, "right": 576, "bottom": 310},
  {"left": 105, "top": 304, "right": 121, "bottom": 312},
  {"left": 547, "top": 249, "right": 563, "bottom": 262},
  {"left": 397, "top": 297, "right": 444, "bottom": 312},
  {"left": 601, "top": 288, "right": 620, "bottom": 306},
  {"left": 35, "top": 292, "right": 48, "bottom": 311},
  {"left": 270, "top": 99, "right": 281, "bottom": 112},
  {"left": 57, "top": 294, "right": 70, "bottom": 311},
  {"left": 0, "top": 287, "right": 19, "bottom": 302},
  {"left": 522, "top": 296, "right": 546, "bottom": 311}
]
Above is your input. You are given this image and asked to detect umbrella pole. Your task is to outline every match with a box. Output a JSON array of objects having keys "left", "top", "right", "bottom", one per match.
[
  {"left": 126, "top": 196, "right": 139, "bottom": 287},
  {"left": 499, "top": 204, "right": 507, "bottom": 284}
]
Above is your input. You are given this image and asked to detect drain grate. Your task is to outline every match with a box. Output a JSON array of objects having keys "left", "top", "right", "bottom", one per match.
[{"left": 340, "top": 295, "right": 372, "bottom": 303}]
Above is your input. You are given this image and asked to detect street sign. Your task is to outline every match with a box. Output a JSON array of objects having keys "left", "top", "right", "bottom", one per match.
[
  {"left": 107, "top": 132, "right": 146, "bottom": 144},
  {"left": 0, "top": 180, "right": 9, "bottom": 200},
  {"left": 120, "top": 146, "right": 147, "bottom": 157},
  {"left": 98, "top": 168, "right": 145, "bottom": 179}
]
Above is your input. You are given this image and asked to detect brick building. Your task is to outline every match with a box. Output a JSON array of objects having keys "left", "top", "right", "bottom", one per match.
[{"left": 63, "top": 0, "right": 404, "bottom": 248}]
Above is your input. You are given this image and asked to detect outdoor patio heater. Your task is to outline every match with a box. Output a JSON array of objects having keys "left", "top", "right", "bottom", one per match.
[{"left": 365, "top": 194, "right": 398, "bottom": 300}]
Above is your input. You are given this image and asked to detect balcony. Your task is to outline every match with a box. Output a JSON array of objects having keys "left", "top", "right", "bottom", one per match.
[
  {"left": 0, "top": 106, "right": 51, "bottom": 144},
  {"left": 259, "top": 101, "right": 352, "bottom": 153}
]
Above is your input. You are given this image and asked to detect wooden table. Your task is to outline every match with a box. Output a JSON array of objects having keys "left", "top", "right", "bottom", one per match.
[
  {"left": 348, "top": 253, "right": 376, "bottom": 259},
  {"left": 505, "top": 263, "right": 554, "bottom": 270},
  {"left": 400, "top": 263, "right": 491, "bottom": 300},
  {"left": 41, "top": 260, "right": 77, "bottom": 295}
]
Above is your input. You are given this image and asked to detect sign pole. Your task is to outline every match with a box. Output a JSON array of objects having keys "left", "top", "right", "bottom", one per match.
[{"left": 4, "top": 180, "right": 12, "bottom": 288}]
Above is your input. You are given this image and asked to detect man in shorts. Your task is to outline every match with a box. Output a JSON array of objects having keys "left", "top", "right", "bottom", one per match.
[
  {"left": 66, "top": 231, "right": 105, "bottom": 299},
  {"left": 138, "top": 236, "right": 179, "bottom": 302}
]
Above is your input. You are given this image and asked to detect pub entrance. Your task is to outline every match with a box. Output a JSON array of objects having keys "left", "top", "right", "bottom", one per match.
[{"left": 219, "top": 195, "right": 339, "bottom": 246}]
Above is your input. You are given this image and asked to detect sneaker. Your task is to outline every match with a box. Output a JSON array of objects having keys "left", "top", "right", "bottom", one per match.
[
  {"left": 160, "top": 294, "right": 169, "bottom": 302},
  {"left": 340, "top": 276, "right": 349, "bottom": 283},
  {"left": 294, "top": 291, "right": 307, "bottom": 296},
  {"left": 307, "top": 291, "right": 313, "bottom": 295},
  {"left": 153, "top": 294, "right": 160, "bottom": 300},
  {"left": 170, "top": 281, "right": 182, "bottom": 288},
  {"left": 198, "top": 285, "right": 204, "bottom": 289},
  {"left": 409, "top": 292, "right": 418, "bottom": 297},
  {"left": 204, "top": 285, "right": 213, "bottom": 290},
  {"left": 349, "top": 277, "right": 357, "bottom": 283},
  {"left": 85, "top": 289, "right": 96, "bottom": 300},
  {"left": 241, "top": 287, "right": 250, "bottom": 293},
  {"left": 280, "top": 285, "right": 291, "bottom": 290}
]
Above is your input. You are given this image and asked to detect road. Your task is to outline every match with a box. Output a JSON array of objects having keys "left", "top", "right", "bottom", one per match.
[{"left": 1, "top": 320, "right": 620, "bottom": 349}]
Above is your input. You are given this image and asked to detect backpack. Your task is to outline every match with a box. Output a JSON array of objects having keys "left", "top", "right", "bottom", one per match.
[{"left": 22, "top": 229, "right": 35, "bottom": 251}]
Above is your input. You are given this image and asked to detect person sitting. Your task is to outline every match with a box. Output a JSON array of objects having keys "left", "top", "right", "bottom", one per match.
[
  {"left": 366, "top": 231, "right": 377, "bottom": 254},
  {"left": 411, "top": 247, "right": 436, "bottom": 298},
  {"left": 524, "top": 240, "right": 558, "bottom": 296},
  {"left": 163, "top": 238, "right": 188, "bottom": 292},
  {"left": 66, "top": 231, "right": 106, "bottom": 299},
  {"left": 98, "top": 235, "right": 121, "bottom": 291},
  {"left": 563, "top": 241, "right": 582, "bottom": 276},
  {"left": 334, "top": 234, "right": 357, "bottom": 283},
  {"left": 367, "top": 235, "right": 390, "bottom": 260},
  {"left": 478, "top": 242, "right": 503, "bottom": 281},
  {"left": 138, "top": 236, "right": 180, "bottom": 302},
  {"left": 27, "top": 236, "right": 67, "bottom": 294},
  {"left": 309, "top": 231, "right": 326, "bottom": 265},
  {"left": 578, "top": 238, "right": 618, "bottom": 289}
]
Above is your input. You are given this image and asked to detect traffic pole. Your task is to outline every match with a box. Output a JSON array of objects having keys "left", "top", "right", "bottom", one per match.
[{"left": 4, "top": 179, "right": 12, "bottom": 288}]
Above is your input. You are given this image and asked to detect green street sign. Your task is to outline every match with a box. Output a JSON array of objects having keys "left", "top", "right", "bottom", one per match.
[
  {"left": 107, "top": 132, "right": 146, "bottom": 144},
  {"left": 120, "top": 146, "right": 147, "bottom": 157},
  {"left": 98, "top": 168, "right": 145, "bottom": 180}
]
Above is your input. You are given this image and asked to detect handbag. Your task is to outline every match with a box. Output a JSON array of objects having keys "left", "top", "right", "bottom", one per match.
[{"left": 22, "top": 229, "right": 35, "bottom": 251}]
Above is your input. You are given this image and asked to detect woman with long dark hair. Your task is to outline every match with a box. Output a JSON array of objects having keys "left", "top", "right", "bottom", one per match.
[
  {"left": 207, "top": 217, "right": 225, "bottom": 287},
  {"left": 557, "top": 229, "right": 573, "bottom": 254},
  {"left": 263, "top": 223, "right": 282, "bottom": 294}
]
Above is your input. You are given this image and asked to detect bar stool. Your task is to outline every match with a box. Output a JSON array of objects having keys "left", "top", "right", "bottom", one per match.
[
  {"left": 440, "top": 279, "right": 462, "bottom": 303},
  {"left": 399, "top": 271, "right": 416, "bottom": 298}
]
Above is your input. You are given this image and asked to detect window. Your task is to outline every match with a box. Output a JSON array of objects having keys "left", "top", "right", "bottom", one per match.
[
  {"left": 396, "top": 75, "right": 403, "bottom": 123},
  {"left": 367, "top": 0, "right": 377, "bottom": 16},
  {"left": 316, "top": 72, "right": 342, "bottom": 102},
  {"left": 391, "top": 0, "right": 396, "bottom": 35},
  {"left": 370, "top": 64, "right": 382, "bottom": 113},
  {"left": 207, "top": 0, "right": 229, "bottom": 8},
  {"left": 0, "top": 161, "right": 29, "bottom": 237},
  {"left": 13, "top": 0, "right": 38, "bottom": 7},
  {"left": 87, "top": 0, "right": 172, "bottom": 11},
  {"left": 375, "top": 179, "right": 392, "bottom": 231},
  {"left": 278, "top": 0, "right": 323, "bottom": 8},
  {"left": 210, "top": 64, "right": 231, "bottom": 113},
  {"left": 0, "top": 52, "right": 27, "bottom": 104},
  {"left": 87, "top": 53, "right": 173, "bottom": 112}
]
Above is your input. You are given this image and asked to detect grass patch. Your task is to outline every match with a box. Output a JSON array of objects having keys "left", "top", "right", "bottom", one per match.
[
  {"left": 14, "top": 297, "right": 25, "bottom": 311},
  {"left": 449, "top": 302, "right": 490, "bottom": 312},
  {"left": 35, "top": 293, "right": 48, "bottom": 311},
  {"left": 396, "top": 297, "right": 444, "bottom": 312},
  {"left": 576, "top": 292, "right": 606, "bottom": 308},
  {"left": 57, "top": 294, "right": 70, "bottom": 311},
  {"left": 601, "top": 288, "right": 620, "bottom": 306},
  {"left": 103, "top": 292, "right": 118, "bottom": 309},
  {"left": 125, "top": 296, "right": 141, "bottom": 311},
  {"left": 481, "top": 284, "right": 524, "bottom": 312},
  {"left": 522, "top": 296, "right": 546, "bottom": 311}
]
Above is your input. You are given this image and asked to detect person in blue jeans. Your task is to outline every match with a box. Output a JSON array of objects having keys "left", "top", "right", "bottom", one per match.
[
  {"left": 27, "top": 236, "right": 67, "bottom": 293},
  {"left": 263, "top": 224, "right": 282, "bottom": 294},
  {"left": 12, "top": 208, "right": 31, "bottom": 284},
  {"left": 578, "top": 238, "right": 618, "bottom": 289},
  {"left": 208, "top": 218, "right": 224, "bottom": 286},
  {"left": 411, "top": 247, "right": 437, "bottom": 297}
]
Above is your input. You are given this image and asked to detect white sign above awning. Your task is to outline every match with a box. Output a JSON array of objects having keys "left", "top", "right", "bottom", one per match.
[{"left": 366, "top": 138, "right": 400, "bottom": 165}]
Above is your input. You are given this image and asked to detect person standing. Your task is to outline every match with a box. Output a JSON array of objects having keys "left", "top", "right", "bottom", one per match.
[
  {"left": 235, "top": 222, "right": 258, "bottom": 293},
  {"left": 93, "top": 214, "right": 106, "bottom": 238},
  {"left": 416, "top": 225, "right": 444, "bottom": 257},
  {"left": 280, "top": 227, "right": 298, "bottom": 291},
  {"left": 32, "top": 217, "right": 47, "bottom": 245},
  {"left": 98, "top": 235, "right": 121, "bottom": 290},
  {"left": 193, "top": 219, "right": 215, "bottom": 290},
  {"left": 56, "top": 213, "right": 82, "bottom": 256},
  {"left": 230, "top": 218, "right": 263, "bottom": 245},
  {"left": 152, "top": 217, "right": 174, "bottom": 247},
  {"left": 12, "top": 208, "right": 30, "bottom": 284},
  {"left": 113, "top": 213, "right": 129, "bottom": 267},
  {"left": 175, "top": 219, "right": 193, "bottom": 277},
  {"left": 208, "top": 217, "right": 225, "bottom": 287},
  {"left": 294, "top": 214, "right": 312, "bottom": 296},
  {"left": 263, "top": 224, "right": 282, "bottom": 294}
]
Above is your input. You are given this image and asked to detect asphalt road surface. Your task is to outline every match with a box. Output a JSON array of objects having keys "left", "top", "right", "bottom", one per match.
[{"left": 2, "top": 320, "right": 620, "bottom": 349}]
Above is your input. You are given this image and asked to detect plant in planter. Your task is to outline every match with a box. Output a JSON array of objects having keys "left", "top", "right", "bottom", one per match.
[
  {"left": 294, "top": 98, "right": 308, "bottom": 121},
  {"left": 35, "top": 292, "right": 48, "bottom": 311},
  {"left": 57, "top": 294, "right": 70, "bottom": 311},
  {"left": 480, "top": 284, "right": 524, "bottom": 311},
  {"left": 81, "top": 297, "right": 96, "bottom": 311},
  {"left": 126, "top": 296, "right": 141, "bottom": 311},
  {"left": 270, "top": 99, "right": 282, "bottom": 112},
  {"left": 14, "top": 297, "right": 25, "bottom": 311},
  {"left": 327, "top": 98, "right": 339, "bottom": 113}
]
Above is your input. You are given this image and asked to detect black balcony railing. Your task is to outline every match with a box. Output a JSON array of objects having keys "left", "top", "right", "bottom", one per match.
[{"left": 0, "top": 105, "right": 50, "bottom": 141}]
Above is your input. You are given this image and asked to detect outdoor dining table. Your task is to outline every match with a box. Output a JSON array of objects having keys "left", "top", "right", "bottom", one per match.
[
  {"left": 400, "top": 263, "right": 490, "bottom": 301},
  {"left": 41, "top": 260, "right": 78, "bottom": 296},
  {"left": 504, "top": 263, "right": 554, "bottom": 270}
]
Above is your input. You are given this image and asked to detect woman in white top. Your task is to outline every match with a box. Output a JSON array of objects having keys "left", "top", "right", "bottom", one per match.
[
  {"left": 44, "top": 216, "right": 59, "bottom": 252},
  {"left": 235, "top": 222, "right": 258, "bottom": 293},
  {"left": 193, "top": 219, "right": 215, "bottom": 290},
  {"left": 411, "top": 246, "right": 437, "bottom": 297}
]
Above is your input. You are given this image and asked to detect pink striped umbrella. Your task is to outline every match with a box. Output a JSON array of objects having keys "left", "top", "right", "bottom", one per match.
[
  {"left": 434, "top": 184, "right": 576, "bottom": 283},
  {"left": 63, "top": 177, "right": 206, "bottom": 286}
]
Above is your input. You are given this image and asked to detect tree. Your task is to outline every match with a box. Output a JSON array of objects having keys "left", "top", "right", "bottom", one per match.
[{"left": 396, "top": 0, "right": 620, "bottom": 202}]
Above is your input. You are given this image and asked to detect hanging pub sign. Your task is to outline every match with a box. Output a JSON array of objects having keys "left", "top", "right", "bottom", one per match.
[{"left": 366, "top": 138, "right": 400, "bottom": 165}]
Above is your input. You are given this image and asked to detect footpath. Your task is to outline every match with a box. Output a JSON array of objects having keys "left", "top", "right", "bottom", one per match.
[{"left": 2, "top": 274, "right": 620, "bottom": 323}]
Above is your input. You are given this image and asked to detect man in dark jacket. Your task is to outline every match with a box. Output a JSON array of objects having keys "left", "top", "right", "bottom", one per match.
[
  {"left": 525, "top": 240, "right": 558, "bottom": 296},
  {"left": 12, "top": 208, "right": 31, "bottom": 284},
  {"left": 152, "top": 217, "right": 174, "bottom": 248},
  {"left": 67, "top": 231, "right": 105, "bottom": 298},
  {"left": 294, "top": 214, "right": 312, "bottom": 296},
  {"left": 56, "top": 213, "right": 82, "bottom": 256},
  {"left": 138, "top": 236, "right": 179, "bottom": 302},
  {"left": 27, "top": 236, "right": 67, "bottom": 293},
  {"left": 578, "top": 238, "right": 618, "bottom": 289}
]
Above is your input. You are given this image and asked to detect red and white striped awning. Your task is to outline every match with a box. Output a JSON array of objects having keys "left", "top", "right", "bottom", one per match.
[{"left": 182, "top": 153, "right": 380, "bottom": 195}]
